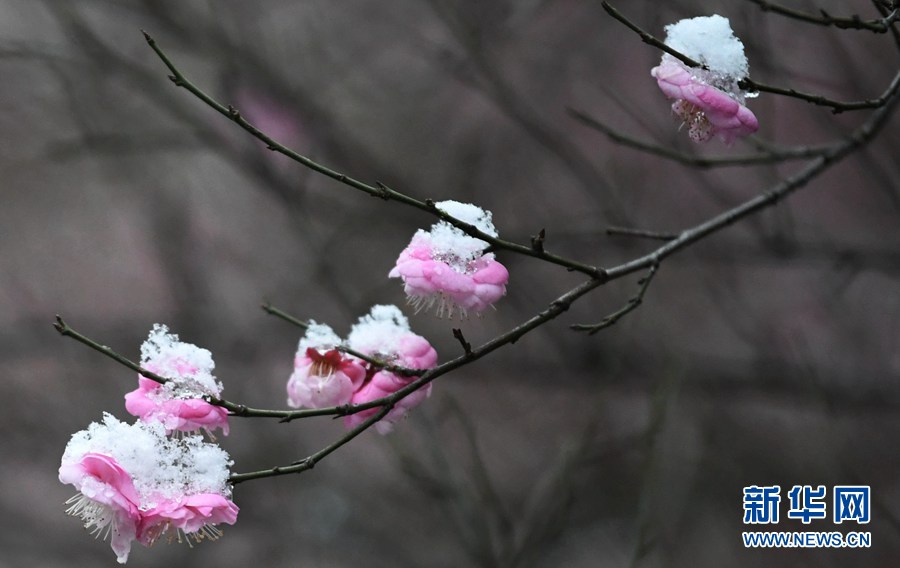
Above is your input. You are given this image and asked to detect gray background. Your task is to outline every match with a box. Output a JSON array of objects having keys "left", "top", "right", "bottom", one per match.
[{"left": 1, "top": 0, "right": 898, "bottom": 566}]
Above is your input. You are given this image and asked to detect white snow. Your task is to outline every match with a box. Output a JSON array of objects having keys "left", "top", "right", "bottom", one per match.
[
  {"left": 298, "top": 321, "right": 342, "bottom": 351},
  {"left": 664, "top": 15, "right": 749, "bottom": 80},
  {"left": 421, "top": 201, "right": 499, "bottom": 272},
  {"left": 346, "top": 305, "right": 410, "bottom": 356},
  {"left": 61, "top": 413, "right": 233, "bottom": 505},
  {"left": 140, "top": 324, "right": 222, "bottom": 397}
]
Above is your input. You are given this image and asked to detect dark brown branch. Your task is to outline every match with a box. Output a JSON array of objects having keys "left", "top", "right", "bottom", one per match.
[
  {"left": 230, "top": 405, "right": 392, "bottom": 484},
  {"left": 571, "top": 264, "right": 659, "bottom": 334},
  {"left": 601, "top": 2, "right": 703, "bottom": 68},
  {"left": 746, "top": 0, "right": 900, "bottom": 33},
  {"left": 606, "top": 227, "right": 678, "bottom": 241},
  {"left": 54, "top": 315, "right": 171, "bottom": 385},
  {"left": 452, "top": 328, "right": 473, "bottom": 356}
]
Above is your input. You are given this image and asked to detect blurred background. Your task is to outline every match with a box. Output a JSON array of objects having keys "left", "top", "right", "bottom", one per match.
[{"left": 1, "top": 0, "right": 899, "bottom": 566}]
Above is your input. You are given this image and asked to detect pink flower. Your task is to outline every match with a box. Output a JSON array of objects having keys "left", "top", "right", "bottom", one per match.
[
  {"left": 389, "top": 201, "right": 509, "bottom": 317},
  {"left": 287, "top": 348, "right": 367, "bottom": 408},
  {"left": 59, "top": 453, "right": 142, "bottom": 564},
  {"left": 61, "top": 415, "right": 238, "bottom": 563},
  {"left": 139, "top": 494, "right": 239, "bottom": 547},
  {"left": 389, "top": 237, "right": 509, "bottom": 317},
  {"left": 344, "top": 310, "right": 438, "bottom": 433},
  {"left": 345, "top": 369, "right": 433, "bottom": 434},
  {"left": 651, "top": 56, "right": 758, "bottom": 145},
  {"left": 126, "top": 377, "right": 230, "bottom": 436},
  {"left": 125, "top": 324, "right": 229, "bottom": 436}
]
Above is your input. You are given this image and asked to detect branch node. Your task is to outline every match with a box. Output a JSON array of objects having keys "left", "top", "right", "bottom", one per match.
[
  {"left": 374, "top": 181, "right": 391, "bottom": 200},
  {"left": 531, "top": 228, "right": 546, "bottom": 253},
  {"left": 452, "top": 328, "right": 473, "bottom": 356}
]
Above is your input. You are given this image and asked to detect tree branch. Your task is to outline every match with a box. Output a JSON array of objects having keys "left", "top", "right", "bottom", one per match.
[
  {"left": 745, "top": 0, "right": 900, "bottom": 33},
  {"left": 571, "top": 264, "right": 659, "bottom": 334}
]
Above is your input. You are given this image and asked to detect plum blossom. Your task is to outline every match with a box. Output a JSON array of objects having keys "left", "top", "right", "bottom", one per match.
[
  {"left": 59, "top": 453, "right": 142, "bottom": 563},
  {"left": 125, "top": 324, "right": 229, "bottom": 436},
  {"left": 389, "top": 201, "right": 509, "bottom": 318},
  {"left": 650, "top": 15, "right": 759, "bottom": 145},
  {"left": 286, "top": 322, "right": 366, "bottom": 408},
  {"left": 139, "top": 493, "right": 239, "bottom": 547},
  {"left": 60, "top": 414, "right": 238, "bottom": 563},
  {"left": 344, "top": 305, "right": 438, "bottom": 434}
]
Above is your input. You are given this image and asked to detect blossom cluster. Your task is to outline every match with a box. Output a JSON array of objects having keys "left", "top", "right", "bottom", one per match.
[
  {"left": 287, "top": 305, "right": 438, "bottom": 434},
  {"left": 651, "top": 15, "right": 759, "bottom": 145},
  {"left": 60, "top": 326, "right": 237, "bottom": 563}
]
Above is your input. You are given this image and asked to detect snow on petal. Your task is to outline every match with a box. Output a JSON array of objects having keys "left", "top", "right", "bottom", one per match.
[
  {"left": 60, "top": 414, "right": 237, "bottom": 562},
  {"left": 125, "top": 324, "right": 229, "bottom": 436},
  {"left": 389, "top": 201, "right": 509, "bottom": 317},
  {"left": 650, "top": 15, "right": 759, "bottom": 145},
  {"left": 343, "top": 305, "right": 438, "bottom": 433}
]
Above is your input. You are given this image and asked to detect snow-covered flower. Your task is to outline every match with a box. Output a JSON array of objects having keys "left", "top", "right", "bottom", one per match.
[
  {"left": 650, "top": 15, "right": 759, "bottom": 145},
  {"left": 125, "top": 324, "right": 229, "bottom": 436},
  {"left": 389, "top": 201, "right": 509, "bottom": 318},
  {"left": 59, "top": 452, "right": 142, "bottom": 563},
  {"left": 138, "top": 493, "right": 239, "bottom": 548},
  {"left": 59, "top": 414, "right": 238, "bottom": 563},
  {"left": 344, "top": 305, "right": 438, "bottom": 434},
  {"left": 286, "top": 322, "right": 366, "bottom": 408}
]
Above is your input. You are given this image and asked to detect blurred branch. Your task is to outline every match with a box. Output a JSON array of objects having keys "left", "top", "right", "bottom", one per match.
[
  {"left": 605, "top": 226, "right": 677, "bottom": 241},
  {"left": 745, "top": 0, "right": 900, "bottom": 33},
  {"left": 424, "top": 0, "right": 628, "bottom": 222},
  {"left": 630, "top": 370, "right": 679, "bottom": 567},
  {"left": 567, "top": 106, "right": 830, "bottom": 167},
  {"left": 603, "top": 1, "right": 900, "bottom": 113},
  {"left": 572, "top": 264, "right": 658, "bottom": 334},
  {"left": 872, "top": 0, "right": 900, "bottom": 50}
]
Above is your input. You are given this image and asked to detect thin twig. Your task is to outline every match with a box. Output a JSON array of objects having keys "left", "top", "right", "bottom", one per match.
[
  {"left": 260, "top": 301, "right": 308, "bottom": 330},
  {"left": 601, "top": 2, "right": 703, "bottom": 68},
  {"left": 452, "top": 328, "right": 473, "bottom": 356},
  {"left": 606, "top": 227, "right": 678, "bottom": 241},
  {"left": 871, "top": 0, "right": 900, "bottom": 51},
  {"left": 746, "top": 0, "right": 900, "bottom": 33},
  {"left": 229, "top": 404, "right": 392, "bottom": 484},
  {"left": 571, "top": 264, "right": 659, "bottom": 334},
  {"left": 566, "top": 106, "right": 830, "bottom": 167},
  {"left": 54, "top": 315, "right": 171, "bottom": 385}
]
